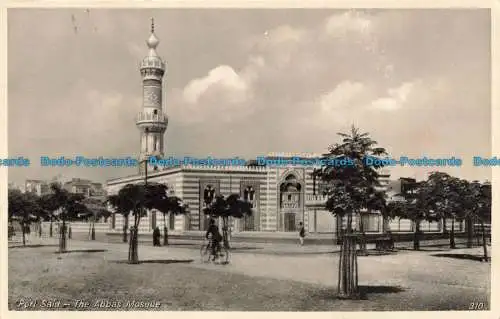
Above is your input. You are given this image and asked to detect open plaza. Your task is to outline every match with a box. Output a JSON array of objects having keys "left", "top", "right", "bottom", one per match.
[{"left": 8, "top": 235, "right": 491, "bottom": 311}]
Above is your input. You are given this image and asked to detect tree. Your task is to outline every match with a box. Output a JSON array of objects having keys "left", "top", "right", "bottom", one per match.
[
  {"left": 314, "top": 125, "right": 387, "bottom": 299},
  {"left": 48, "top": 183, "right": 85, "bottom": 253},
  {"left": 366, "top": 188, "right": 391, "bottom": 232},
  {"left": 427, "top": 172, "right": 464, "bottom": 249},
  {"left": 153, "top": 195, "right": 189, "bottom": 246},
  {"left": 397, "top": 180, "right": 440, "bottom": 250},
  {"left": 203, "top": 194, "right": 253, "bottom": 249},
  {"left": 106, "top": 182, "right": 169, "bottom": 264},
  {"left": 38, "top": 193, "right": 58, "bottom": 237},
  {"left": 8, "top": 189, "right": 42, "bottom": 246},
  {"left": 463, "top": 181, "right": 491, "bottom": 261},
  {"left": 107, "top": 194, "right": 131, "bottom": 243},
  {"left": 81, "top": 197, "right": 111, "bottom": 240}
]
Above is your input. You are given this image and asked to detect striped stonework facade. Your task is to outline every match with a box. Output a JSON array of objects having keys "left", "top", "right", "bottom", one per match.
[
  {"left": 106, "top": 165, "right": 465, "bottom": 236},
  {"left": 106, "top": 164, "right": 337, "bottom": 234}
]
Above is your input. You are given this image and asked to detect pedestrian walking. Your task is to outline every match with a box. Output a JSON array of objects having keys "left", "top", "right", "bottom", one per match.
[
  {"left": 153, "top": 226, "right": 161, "bottom": 246},
  {"left": 24, "top": 223, "right": 31, "bottom": 243},
  {"left": 298, "top": 222, "right": 305, "bottom": 246}
]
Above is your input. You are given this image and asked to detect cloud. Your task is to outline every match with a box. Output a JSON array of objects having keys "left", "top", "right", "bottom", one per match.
[
  {"left": 182, "top": 65, "right": 250, "bottom": 104},
  {"left": 324, "top": 10, "right": 373, "bottom": 37},
  {"left": 370, "top": 81, "right": 418, "bottom": 111},
  {"left": 318, "top": 81, "right": 367, "bottom": 112}
]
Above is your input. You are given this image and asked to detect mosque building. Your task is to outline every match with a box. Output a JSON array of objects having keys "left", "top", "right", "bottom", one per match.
[{"left": 105, "top": 21, "right": 452, "bottom": 237}]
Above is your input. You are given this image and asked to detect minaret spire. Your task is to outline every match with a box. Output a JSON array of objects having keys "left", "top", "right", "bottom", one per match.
[{"left": 137, "top": 19, "right": 168, "bottom": 175}]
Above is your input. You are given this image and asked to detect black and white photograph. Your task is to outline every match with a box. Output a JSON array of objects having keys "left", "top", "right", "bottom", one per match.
[{"left": 3, "top": 4, "right": 495, "bottom": 313}]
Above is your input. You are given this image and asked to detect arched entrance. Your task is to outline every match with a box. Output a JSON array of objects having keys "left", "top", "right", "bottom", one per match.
[
  {"left": 199, "top": 181, "right": 219, "bottom": 231},
  {"left": 278, "top": 173, "right": 304, "bottom": 232},
  {"left": 242, "top": 185, "right": 256, "bottom": 231}
]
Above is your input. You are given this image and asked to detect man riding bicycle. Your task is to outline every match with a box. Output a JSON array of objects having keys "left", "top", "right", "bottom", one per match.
[{"left": 205, "top": 218, "right": 223, "bottom": 260}]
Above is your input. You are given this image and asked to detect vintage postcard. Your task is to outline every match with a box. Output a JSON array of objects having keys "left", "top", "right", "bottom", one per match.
[{"left": 1, "top": 1, "right": 497, "bottom": 317}]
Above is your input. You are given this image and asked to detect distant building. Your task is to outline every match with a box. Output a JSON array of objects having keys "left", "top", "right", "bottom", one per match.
[
  {"left": 385, "top": 177, "right": 417, "bottom": 202},
  {"left": 25, "top": 179, "right": 51, "bottom": 196},
  {"left": 63, "top": 178, "right": 105, "bottom": 198},
  {"left": 8, "top": 182, "right": 25, "bottom": 192}
]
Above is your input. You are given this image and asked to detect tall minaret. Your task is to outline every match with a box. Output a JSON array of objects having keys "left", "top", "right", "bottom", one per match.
[{"left": 136, "top": 18, "right": 168, "bottom": 174}]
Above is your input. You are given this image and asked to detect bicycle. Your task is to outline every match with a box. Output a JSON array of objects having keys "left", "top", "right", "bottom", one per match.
[{"left": 200, "top": 238, "right": 230, "bottom": 264}]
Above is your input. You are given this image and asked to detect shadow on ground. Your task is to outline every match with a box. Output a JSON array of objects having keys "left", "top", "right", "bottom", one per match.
[
  {"left": 398, "top": 247, "right": 450, "bottom": 252},
  {"left": 229, "top": 247, "right": 263, "bottom": 251},
  {"left": 268, "top": 251, "right": 337, "bottom": 256},
  {"left": 9, "top": 244, "right": 59, "bottom": 249},
  {"left": 358, "top": 250, "right": 398, "bottom": 256},
  {"left": 431, "top": 253, "right": 489, "bottom": 262},
  {"left": 112, "top": 259, "right": 194, "bottom": 265},
  {"left": 310, "top": 285, "right": 405, "bottom": 301},
  {"left": 55, "top": 249, "right": 108, "bottom": 254}
]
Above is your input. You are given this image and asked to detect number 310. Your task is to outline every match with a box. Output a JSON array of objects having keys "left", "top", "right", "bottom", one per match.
[{"left": 469, "top": 302, "right": 485, "bottom": 310}]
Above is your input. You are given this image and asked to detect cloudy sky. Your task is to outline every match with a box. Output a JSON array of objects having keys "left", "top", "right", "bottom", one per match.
[{"left": 8, "top": 8, "right": 491, "bottom": 186}]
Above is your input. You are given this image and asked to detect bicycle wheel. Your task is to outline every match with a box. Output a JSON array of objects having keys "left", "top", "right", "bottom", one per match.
[{"left": 200, "top": 243, "right": 210, "bottom": 263}]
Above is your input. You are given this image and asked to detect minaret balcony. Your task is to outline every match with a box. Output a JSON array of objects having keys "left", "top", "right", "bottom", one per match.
[{"left": 136, "top": 111, "right": 168, "bottom": 129}]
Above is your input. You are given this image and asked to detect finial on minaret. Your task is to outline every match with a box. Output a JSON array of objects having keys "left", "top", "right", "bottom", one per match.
[{"left": 146, "top": 18, "right": 159, "bottom": 50}]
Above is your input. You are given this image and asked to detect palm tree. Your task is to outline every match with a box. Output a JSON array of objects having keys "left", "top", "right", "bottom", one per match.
[
  {"left": 204, "top": 194, "right": 253, "bottom": 249},
  {"left": 154, "top": 195, "right": 189, "bottom": 246},
  {"left": 314, "top": 125, "right": 388, "bottom": 299},
  {"left": 107, "top": 182, "right": 169, "bottom": 264}
]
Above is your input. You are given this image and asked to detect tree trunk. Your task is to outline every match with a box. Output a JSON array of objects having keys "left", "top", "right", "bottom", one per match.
[
  {"left": 450, "top": 219, "right": 456, "bottom": 249},
  {"left": 346, "top": 213, "right": 353, "bottom": 233},
  {"left": 413, "top": 219, "right": 420, "bottom": 250},
  {"left": 38, "top": 221, "right": 42, "bottom": 237},
  {"left": 22, "top": 223, "right": 26, "bottom": 246},
  {"left": 59, "top": 219, "right": 67, "bottom": 253},
  {"left": 91, "top": 215, "right": 96, "bottom": 240},
  {"left": 337, "top": 233, "right": 359, "bottom": 299},
  {"left": 163, "top": 213, "right": 168, "bottom": 246},
  {"left": 382, "top": 216, "right": 389, "bottom": 233},
  {"left": 128, "top": 227, "right": 139, "bottom": 264},
  {"left": 442, "top": 218, "right": 447, "bottom": 237},
  {"left": 466, "top": 216, "right": 473, "bottom": 248},
  {"left": 123, "top": 217, "right": 129, "bottom": 243},
  {"left": 128, "top": 213, "right": 140, "bottom": 264},
  {"left": 49, "top": 218, "right": 53, "bottom": 237},
  {"left": 481, "top": 221, "right": 488, "bottom": 262},
  {"left": 358, "top": 213, "right": 367, "bottom": 255},
  {"left": 222, "top": 216, "right": 230, "bottom": 249},
  {"left": 91, "top": 223, "right": 95, "bottom": 240}
]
